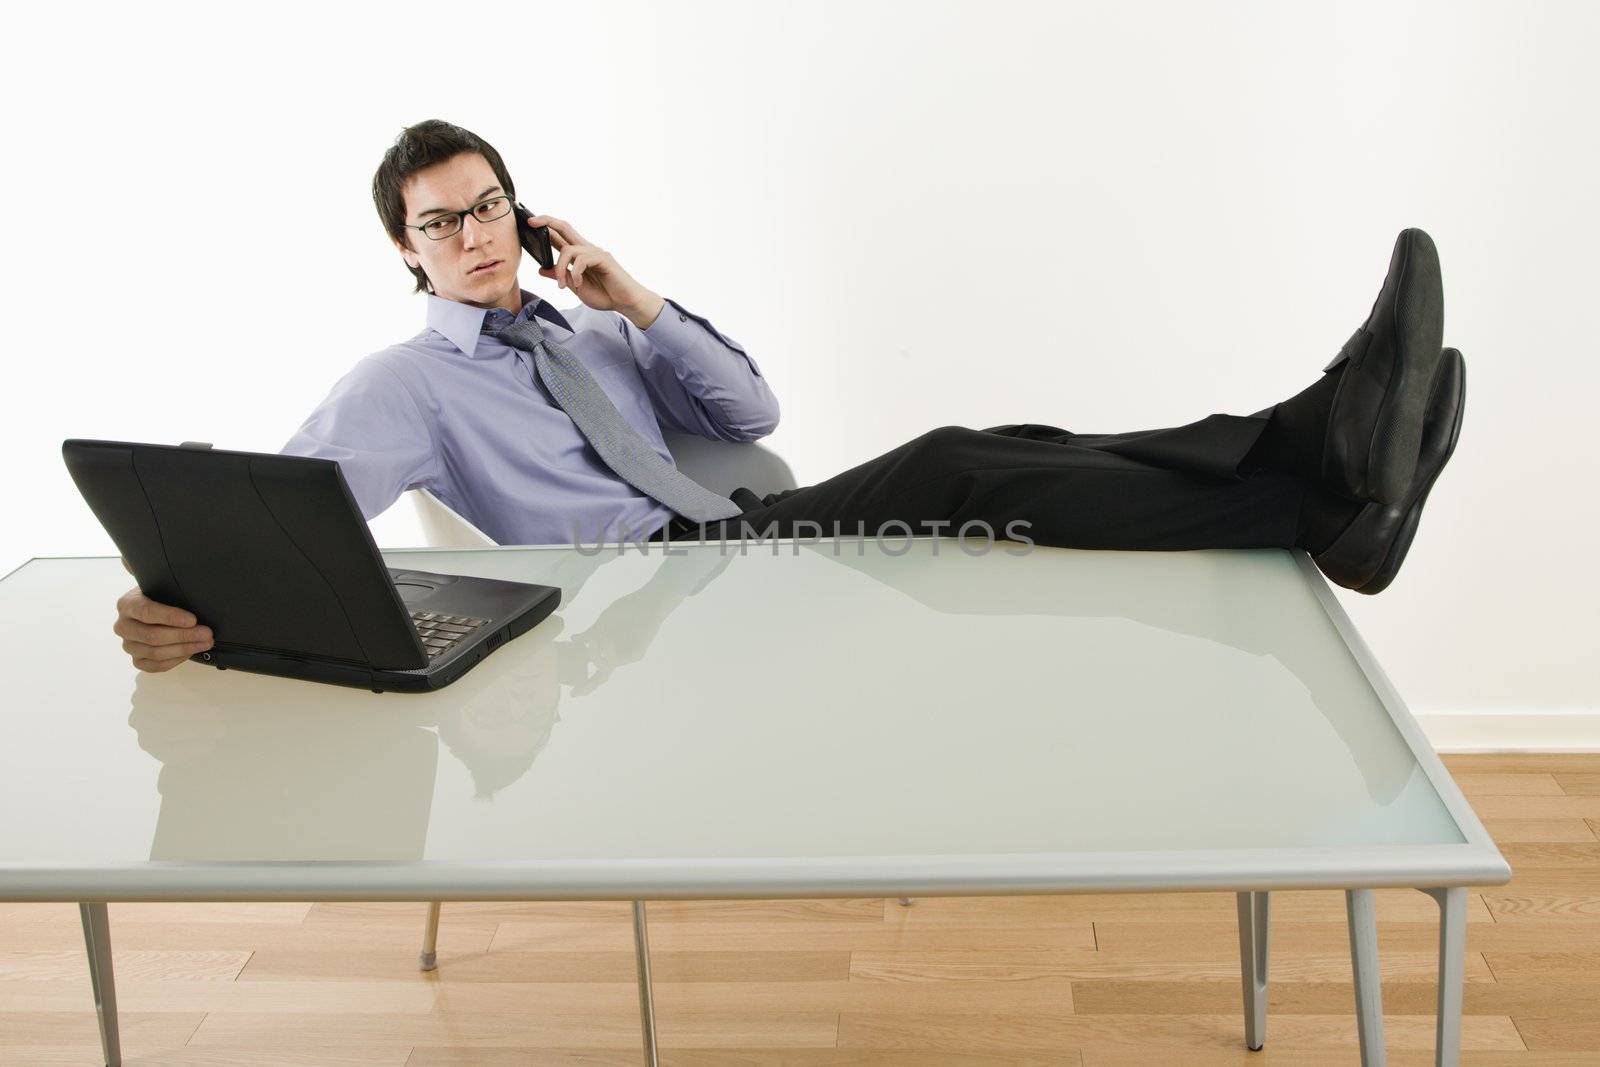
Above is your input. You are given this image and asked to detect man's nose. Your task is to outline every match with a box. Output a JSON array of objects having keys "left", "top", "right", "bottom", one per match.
[{"left": 460, "top": 212, "right": 492, "bottom": 248}]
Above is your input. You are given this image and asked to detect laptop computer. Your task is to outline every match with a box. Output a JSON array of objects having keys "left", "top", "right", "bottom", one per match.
[{"left": 62, "top": 439, "right": 561, "bottom": 693}]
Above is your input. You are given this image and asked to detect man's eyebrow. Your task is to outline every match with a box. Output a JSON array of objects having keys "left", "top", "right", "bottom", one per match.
[{"left": 415, "top": 186, "right": 503, "bottom": 218}]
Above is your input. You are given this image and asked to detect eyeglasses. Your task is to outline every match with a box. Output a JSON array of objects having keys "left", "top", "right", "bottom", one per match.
[{"left": 404, "top": 195, "right": 513, "bottom": 241}]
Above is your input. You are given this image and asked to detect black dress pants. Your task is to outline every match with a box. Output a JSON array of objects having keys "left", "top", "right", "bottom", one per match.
[{"left": 649, "top": 411, "right": 1307, "bottom": 550}]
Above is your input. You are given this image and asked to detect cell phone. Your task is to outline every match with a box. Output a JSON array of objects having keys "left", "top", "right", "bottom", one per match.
[{"left": 515, "top": 201, "right": 555, "bottom": 270}]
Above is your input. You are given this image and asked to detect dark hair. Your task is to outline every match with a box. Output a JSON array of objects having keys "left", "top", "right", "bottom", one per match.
[{"left": 371, "top": 119, "right": 517, "bottom": 294}]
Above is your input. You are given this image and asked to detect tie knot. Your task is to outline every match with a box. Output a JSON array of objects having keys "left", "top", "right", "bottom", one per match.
[{"left": 494, "top": 316, "right": 546, "bottom": 352}]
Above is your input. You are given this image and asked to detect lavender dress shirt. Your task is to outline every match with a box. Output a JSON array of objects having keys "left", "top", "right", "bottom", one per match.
[{"left": 279, "top": 288, "right": 779, "bottom": 546}]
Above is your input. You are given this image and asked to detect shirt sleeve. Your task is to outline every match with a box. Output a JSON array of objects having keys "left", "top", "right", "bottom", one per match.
[
  {"left": 616, "top": 297, "right": 780, "bottom": 443},
  {"left": 278, "top": 356, "right": 439, "bottom": 521}
]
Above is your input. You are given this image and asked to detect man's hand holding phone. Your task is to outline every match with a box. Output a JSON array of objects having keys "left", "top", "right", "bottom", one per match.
[{"left": 520, "top": 211, "right": 664, "bottom": 327}]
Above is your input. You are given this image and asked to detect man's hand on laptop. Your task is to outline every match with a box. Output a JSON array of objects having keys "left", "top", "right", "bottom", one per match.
[{"left": 114, "top": 587, "right": 213, "bottom": 672}]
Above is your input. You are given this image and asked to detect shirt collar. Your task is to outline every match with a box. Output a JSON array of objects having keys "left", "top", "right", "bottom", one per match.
[{"left": 426, "top": 287, "right": 575, "bottom": 359}]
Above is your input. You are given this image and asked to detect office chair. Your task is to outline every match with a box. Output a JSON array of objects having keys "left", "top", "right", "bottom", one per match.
[
  {"left": 410, "top": 487, "right": 496, "bottom": 548},
  {"left": 411, "top": 429, "right": 810, "bottom": 970}
]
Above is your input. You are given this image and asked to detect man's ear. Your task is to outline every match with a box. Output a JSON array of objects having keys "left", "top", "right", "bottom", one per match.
[{"left": 393, "top": 236, "right": 421, "bottom": 271}]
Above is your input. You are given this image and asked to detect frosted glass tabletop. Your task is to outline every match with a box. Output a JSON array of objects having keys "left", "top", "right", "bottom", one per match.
[{"left": 0, "top": 541, "right": 1507, "bottom": 901}]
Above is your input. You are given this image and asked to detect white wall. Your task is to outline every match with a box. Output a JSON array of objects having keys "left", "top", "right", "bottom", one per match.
[{"left": 5, "top": 0, "right": 1595, "bottom": 715}]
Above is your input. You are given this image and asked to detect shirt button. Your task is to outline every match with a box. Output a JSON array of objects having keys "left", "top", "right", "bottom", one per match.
[{"left": 678, "top": 313, "right": 687, "bottom": 322}]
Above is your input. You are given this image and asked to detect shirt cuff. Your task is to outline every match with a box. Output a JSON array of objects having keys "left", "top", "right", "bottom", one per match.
[{"left": 639, "top": 297, "right": 759, "bottom": 369}]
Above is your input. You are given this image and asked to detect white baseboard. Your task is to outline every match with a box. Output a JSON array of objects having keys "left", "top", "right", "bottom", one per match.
[{"left": 1415, "top": 709, "right": 1600, "bottom": 753}]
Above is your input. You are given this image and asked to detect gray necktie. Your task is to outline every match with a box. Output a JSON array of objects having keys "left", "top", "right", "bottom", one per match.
[{"left": 492, "top": 310, "right": 744, "bottom": 523}]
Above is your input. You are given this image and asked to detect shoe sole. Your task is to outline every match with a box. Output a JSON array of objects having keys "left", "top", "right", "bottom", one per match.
[
  {"left": 1356, "top": 348, "right": 1466, "bottom": 594},
  {"left": 1323, "top": 228, "right": 1445, "bottom": 504}
]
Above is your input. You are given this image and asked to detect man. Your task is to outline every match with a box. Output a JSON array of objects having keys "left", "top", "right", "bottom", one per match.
[{"left": 112, "top": 119, "right": 1466, "bottom": 672}]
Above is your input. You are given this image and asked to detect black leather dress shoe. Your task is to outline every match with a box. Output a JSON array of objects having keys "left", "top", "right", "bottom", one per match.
[
  {"left": 1314, "top": 347, "right": 1465, "bottom": 594},
  {"left": 1323, "top": 228, "right": 1445, "bottom": 505}
]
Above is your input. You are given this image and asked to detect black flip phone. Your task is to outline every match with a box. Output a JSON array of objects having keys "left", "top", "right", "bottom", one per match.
[{"left": 515, "top": 202, "right": 555, "bottom": 270}]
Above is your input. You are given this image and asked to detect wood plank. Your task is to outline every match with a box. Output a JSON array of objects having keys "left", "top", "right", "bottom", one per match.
[
  {"left": 0, "top": 1010, "right": 206, "bottom": 1048},
  {"left": 1497, "top": 843, "right": 1600, "bottom": 868},
  {"left": 0, "top": 978, "right": 437, "bottom": 1014},
  {"left": 1481, "top": 818, "right": 1599, "bottom": 843},
  {"left": 0, "top": 904, "right": 83, "bottom": 927},
  {"left": 1442, "top": 755, "right": 1600, "bottom": 774},
  {"left": 430, "top": 977, "right": 1079, "bottom": 1016},
  {"left": 0, "top": 1050, "right": 410, "bottom": 1067},
  {"left": 489, "top": 919, "right": 1098, "bottom": 953},
  {"left": 1069, "top": 976, "right": 1600, "bottom": 1017},
  {"left": 407, "top": 1051, "right": 1077, "bottom": 1066},
  {"left": 1512, "top": 1011, "right": 1600, "bottom": 1052},
  {"left": 242, "top": 950, "right": 849, "bottom": 984},
  {"left": 1094, "top": 919, "right": 1600, "bottom": 956},
  {"left": 308, "top": 898, "right": 885, "bottom": 924},
  {"left": 1554, "top": 773, "right": 1600, "bottom": 796},
  {"left": 1452, "top": 773, "right": 1568, "bottom": 796},
  {"left": 1484, "top": 954, "right": 1600, "bottom": 981},
  {"left": 108, "top": 902, "right": 313, "bottom": 924},
  {"left": 1084, "top": 1050, "right": 1599, "bottom": 1066},
  {"left": 189, "top": 1011, "right": 839, "bottom": 1049},
  {"left": 1482, "top": 895, "right": 1600, "bottom": 922},
  {"left": 1479, "top": 871, "right": 1600, "bottom": 893},
  {"left": 1456, "top": 797, "right": 1600, "bottom": 819},
  {"left": 0, "top": 902, "right": 310, "bottom": 927},
  {"left": 869, "top": 889, "right": 1497, "bottom": 924},
  {"left": 851, "top": 948, "right": 1493, "bottom": 984},
  {"left": 835, "top": 1010, "right": 1524, "bottom": 1051},
  {"left": 0, "top": 949, "right": 249, "bottom": 983},
  {"left": 1, "top": 920, "right": 499, "bottom": 956}
]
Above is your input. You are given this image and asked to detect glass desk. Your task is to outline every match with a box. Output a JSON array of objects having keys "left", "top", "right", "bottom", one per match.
[{"left": 0, "top": 540, "right": 1509, "bottom": 1066}]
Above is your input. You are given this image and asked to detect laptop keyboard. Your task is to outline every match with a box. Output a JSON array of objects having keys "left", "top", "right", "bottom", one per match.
[{"left": 410, "top": 611, "right": 489, "bottom": 659}]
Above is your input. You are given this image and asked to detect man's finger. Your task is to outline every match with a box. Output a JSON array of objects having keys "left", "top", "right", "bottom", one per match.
[
  {"left": 531, "top": 217, "right": 568, "bottom": 248},
  {"left": 553, "top": 246, "right": 581, "bottom": 288},
  {"left": 529, "top": 215, "right": 564, "bottom": 245},
  {"left": 571, "top": 251, "right": 605, "bottom": 289},
  {"left": 115, "top": 618, "right": 211, "bottom": 647},
  {"left": 132, "top": 655, "right": 187, "bottom": 673},
  {"left": 114, "top": 618, "right": 209, "bottom": 645},
  {"left": 121, "top": 591, "right": 197, "bottom": 629},
  {"left": 123, "top": 637, "right": 208, "bottom": 662},
  {"left": 542, "top": 218, "right": 586, "bottom": 249},
  {"left": 122, "top": 636, "right": 210, "bottom": 659}
]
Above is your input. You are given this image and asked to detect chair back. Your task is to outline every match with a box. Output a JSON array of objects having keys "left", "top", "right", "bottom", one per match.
[
  {"left": 411, "top": 488, "right": 497, "bottom": 548},
  {"left": 659, "top": 431, "right": 797, "bottom": 500}
]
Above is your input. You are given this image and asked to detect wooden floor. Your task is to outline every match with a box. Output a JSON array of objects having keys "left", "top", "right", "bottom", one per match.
[{"left": 2, "top": 753, "right": 1598, "bottom": 1066}]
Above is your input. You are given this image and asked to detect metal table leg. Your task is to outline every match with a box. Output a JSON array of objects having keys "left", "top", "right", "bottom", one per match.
[
  {"left": 419, "top": 901, "right": 441, "bottom": 971},
  {"left": 1422, "top": 887, "right": 1467, "bottom": 1066},
  {"left": 1346, "top": 889, "right": 1386, "bottom": 1066},
  {"left": 632, "top": 900, "right": 659, "bottom": 1066},
  {"left": 78, "top": 902, "right": 121, "bottom": 1067},
  {"left": 1236, "top": 890, "right": 1269, "bottom": 1050}
]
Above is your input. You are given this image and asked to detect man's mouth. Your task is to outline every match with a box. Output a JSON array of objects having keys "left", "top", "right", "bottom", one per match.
[{"left": 469, "top": 260, "right": 502, "bottom": 275}]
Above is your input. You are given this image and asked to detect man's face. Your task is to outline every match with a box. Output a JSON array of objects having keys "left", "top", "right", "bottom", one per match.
[{"left": 395, "top": 151, "right": 520, "bottom": 309}]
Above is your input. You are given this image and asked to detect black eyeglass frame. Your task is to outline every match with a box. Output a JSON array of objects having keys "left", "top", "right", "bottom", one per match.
[{"left": 402, "top": 195, "right": 514, "bottom": 241}]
